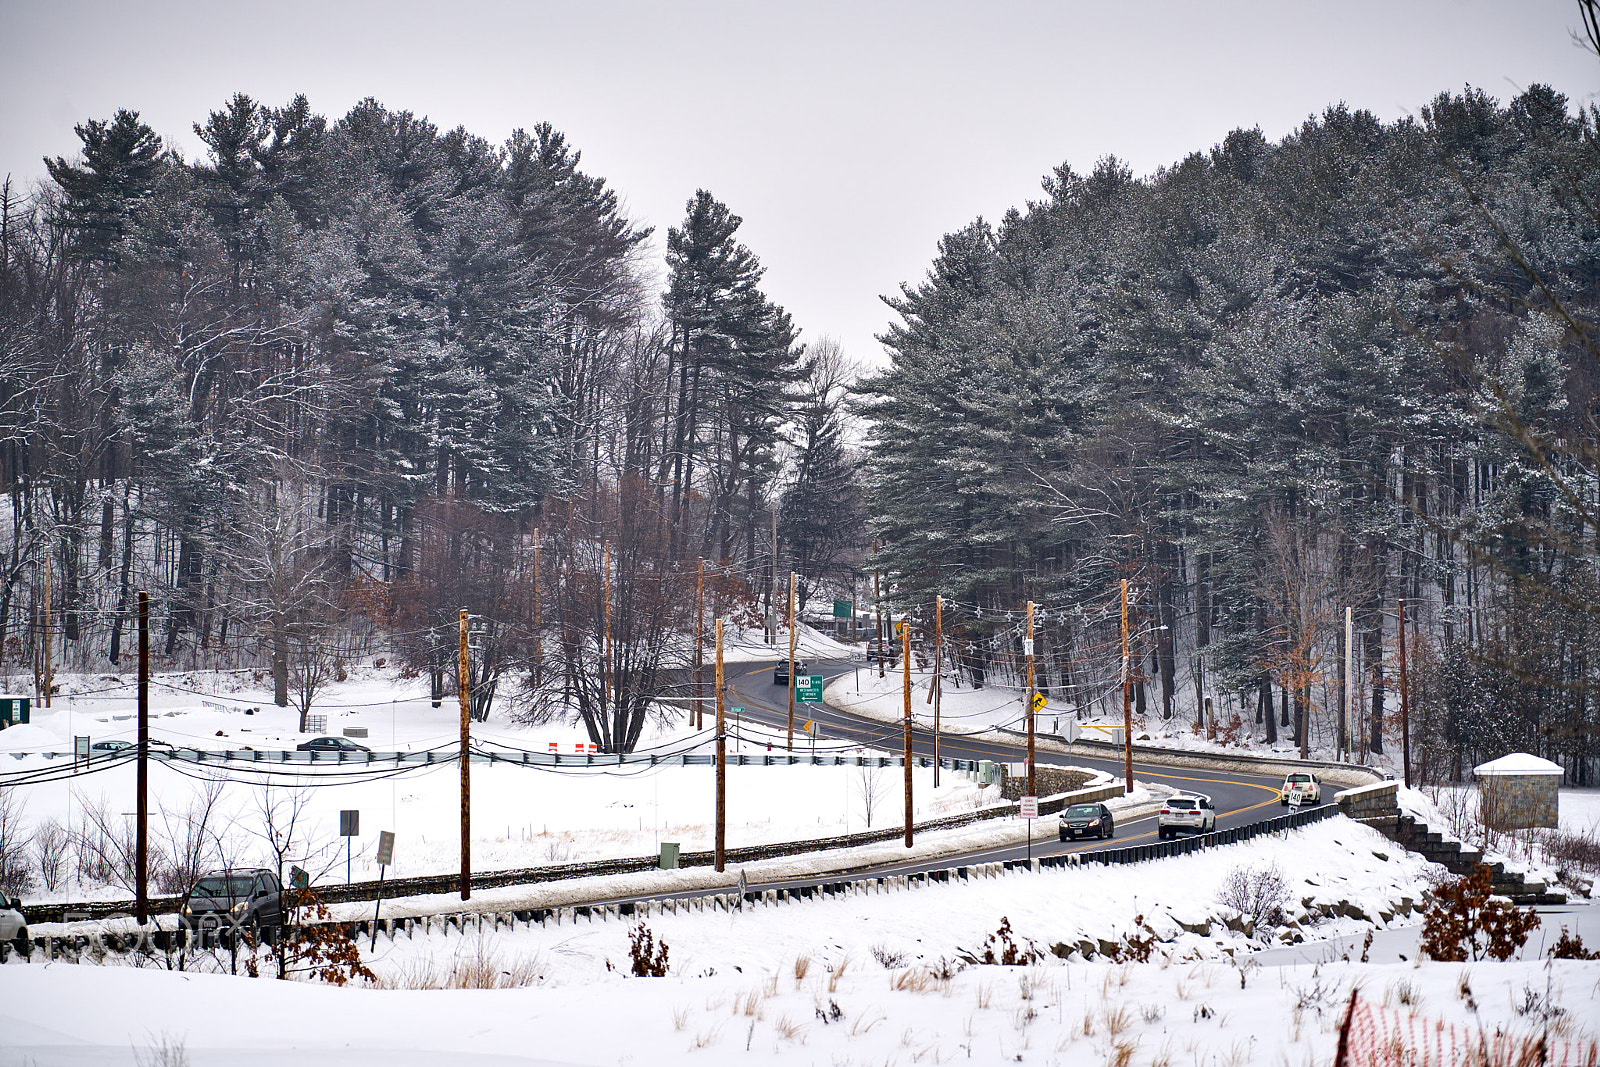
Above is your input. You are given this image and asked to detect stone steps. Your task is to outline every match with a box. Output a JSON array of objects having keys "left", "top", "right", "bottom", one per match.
[{"left": 1381, "top": 814, "right": 1566, "bottom": 906}]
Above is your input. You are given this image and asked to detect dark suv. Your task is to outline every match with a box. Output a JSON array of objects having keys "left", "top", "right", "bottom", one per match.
[{"left": 181, "top": 868, "right": 284, "bottom": 928}]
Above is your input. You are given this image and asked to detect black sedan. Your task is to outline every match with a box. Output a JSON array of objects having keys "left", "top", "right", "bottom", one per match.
[
  {"left": 1058, "top": 802, "right": 1115, "bottom": 841},
  {"left": 773, "top": 659, "right": 809, "bottom": 686},
  {"left": 296, "top": 736, "right": 370, "bottom": 753}
]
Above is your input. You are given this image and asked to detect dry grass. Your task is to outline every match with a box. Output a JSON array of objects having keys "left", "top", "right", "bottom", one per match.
[
  {"left": 1108, "top": 1038, "right": 1137, "bottom": 1067},
  {"left": 671, "top": 1005, "right": 689, "bottom": 1032},
  {"left": 691, "top": 1026, "right": 722, "bottom": 1049},
  {"left": 850, "top": 1008, "right": 886, "bottom": 1036},
  {"left": 828, "top": 956, "right": 850, "bottom": 993},
  {"left": 772, "top": 1015, "right": 805, "bottom": 1043},
  {"left": 1103, "top": 1004, "right": 1133, "bottom": 1037},
  {"left": 974, "top": 980, "right": 993, "bottom": 1010},
  {"left": 369, "top": 936, "right": 543, "bottom": 990},
  {"left": 793, "top": 954, "right": 810, "bottom": 986}
]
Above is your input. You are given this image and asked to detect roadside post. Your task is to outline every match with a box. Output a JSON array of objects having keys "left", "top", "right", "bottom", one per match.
[
  {"left": 370, "top": 830, "right": 395, "bottom": 951},
  {"left": 1021, "top": 794, "right": 1039, "bottom": 863}
]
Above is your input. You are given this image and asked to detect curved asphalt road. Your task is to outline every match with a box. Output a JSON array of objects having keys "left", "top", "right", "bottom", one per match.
[{"left": 598, "top": 657, "right": 1297, "bottom": 902}]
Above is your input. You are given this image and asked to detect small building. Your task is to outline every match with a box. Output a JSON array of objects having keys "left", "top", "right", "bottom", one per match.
[{"left": 1473, "top": 753, "right": 1563, "bottom": 830}]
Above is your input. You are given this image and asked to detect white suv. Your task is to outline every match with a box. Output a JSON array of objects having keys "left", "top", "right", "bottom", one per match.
[
  {"left": 1157, "top": 793, "right": 1216, "bottom": 838},
  {"left": 1280, "top": 772, "right": 1322, "bottom": 806},
  {"left": 0, "top": 896, "right": 29, "bottom": 961}
]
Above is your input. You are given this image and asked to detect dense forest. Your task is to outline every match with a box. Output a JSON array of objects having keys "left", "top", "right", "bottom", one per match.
[
  {"left": 0, "top": 95, "right": 863, "bottom": 751},
  {"left": 2, "top": 84, "right": 1596, "bottom": 783},
  {"left": 858, "top": 85, "right": 1600, "bottom": 784}
]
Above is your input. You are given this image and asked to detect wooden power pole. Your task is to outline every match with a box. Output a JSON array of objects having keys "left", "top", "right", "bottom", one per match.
[
  {"left": 1121, "top": 579, "right": 1133, "bottom": 795},
  {"left": 902, "top": 616, "right": 913, "bottom": 848},
  {"left": 715, "top": 618, "right": 726, "bottom": 872},
  {"left": 1026, "top": 600, "right": 1036, "bottom": 800},
  {"left": 458, "top": 608, "right": 471, "bottom": 900},
  {"left": 931, "top": 596, "right": 942, "bottom": 787},
  {"left": 787, "top": 570, "right": 797, "bottom": 749},
  {"left": 42, "top": 553, "right": 51, "bottom": 708},
  {"left": 1399, "top": 598, "right": 1410, "bottom": 789},
  {"left": 136, "top": 590, "right": 149, "bottom": 925}
]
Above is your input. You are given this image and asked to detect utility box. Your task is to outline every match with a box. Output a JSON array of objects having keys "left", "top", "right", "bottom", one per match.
[
  {"left": 0, "top": 695, "right": 29, "bottom": 729},
  {"left": 978, "top": 760, "right": 999, "bottom": 786},
  {"left": 658, "top": 842, "right": 680, "bottom": 870}
]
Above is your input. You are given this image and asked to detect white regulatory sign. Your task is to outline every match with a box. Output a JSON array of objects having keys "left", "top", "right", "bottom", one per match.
[{"left": 1020, "top": 796, "right": 1039, "bottom": 819}]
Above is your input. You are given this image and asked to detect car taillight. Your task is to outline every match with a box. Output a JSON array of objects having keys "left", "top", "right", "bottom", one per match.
[{"left": 1160, "top": 808, "right": 1170, "bottom": 815}]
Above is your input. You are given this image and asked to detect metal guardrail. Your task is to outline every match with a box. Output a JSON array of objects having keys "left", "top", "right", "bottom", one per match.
[{"left": 5, "top": 748, "right": 988, "bottom": 769}]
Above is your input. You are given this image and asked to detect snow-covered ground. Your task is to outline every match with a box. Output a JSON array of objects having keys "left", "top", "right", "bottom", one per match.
[
  {"left": 3, "top": 818, "right": 1598, "bottom": 1066},
  {"left": 2, "top": 657, "right": 1598, "bottom": 1066}
]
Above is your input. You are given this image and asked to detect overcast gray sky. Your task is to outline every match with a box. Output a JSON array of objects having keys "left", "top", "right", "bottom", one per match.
[{"left": 4, "top": 0, "right": 1596, "bottom": 364}]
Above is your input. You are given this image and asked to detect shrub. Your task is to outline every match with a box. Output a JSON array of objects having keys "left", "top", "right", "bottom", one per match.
[
  {"left": 629, "top": 921, "right": 669, "bottom": 977},
  {"left": 960, "top": 916, "right": 1041, "bottom": 966},
  {"left": 1216, "top": 862, "right": 1290, "bottom": 932},
  {"left": 1547, "top": 927, "right": 1600, "bottom": 960},
  {"left": 1419, "top": 864, "right": 1539, "bottom": 962}
]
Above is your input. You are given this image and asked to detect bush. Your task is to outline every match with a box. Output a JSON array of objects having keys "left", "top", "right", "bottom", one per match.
[
  {"left": 960, "top": 917, "right": 1041, "bottom": 966},
  {"left": 1216, "top": 862, "right": 1290, "bottom": 932},
  {"left": 1419, "top": 864, "right": 1539, "bottom": 962},
  {"left": 628, "top": 921, "right": 668, "bottom": 977}
]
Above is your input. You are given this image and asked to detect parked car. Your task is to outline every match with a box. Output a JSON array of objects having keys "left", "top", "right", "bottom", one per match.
[
  {"left": 773, "top": 659, "right": 809, "bottom": 686},
  {"left": 181, "top": 868, "right": 283, "bottom": 928},
  {"left": 1058, "top": 802, "right": 1114, "bottom": 841},
  {"left": 0, "top": 896, "right": 28, "bottom": 960},
  {"left": 1157, "top": 793, "right": 1216, "bottom": 838},
  {"left": 296, "top": 736, "right": 370, "bottom": 753},
  {"left": 1280, "top": 772, "right": 1322, "bottom": 806},
  {"left": 89, "top": 740, "right": 132, "bottom": 756}
]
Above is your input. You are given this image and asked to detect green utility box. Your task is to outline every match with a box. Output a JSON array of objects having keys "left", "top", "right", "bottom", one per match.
[
  {"left": 978, "top": 760, "right": 999, "bottom": 786},
  {"left": 0, "top": 695, "right": 30, "bottom": 729},
  {"left": 658, "top": 842, "right": 680, "bottom": 870}
]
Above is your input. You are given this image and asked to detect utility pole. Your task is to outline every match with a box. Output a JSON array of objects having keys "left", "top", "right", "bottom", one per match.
[
  {"left": 695, "top": 558, "right": 704, "bottom": 731},
  {"left": 715, "top": 618, "right": 726, "bottom": 872},
  {"left": 602, "top": 540, "right": 612, "bottom": 721},
  {"left": 1344, "top": 605, "right": 1354, "bottom": 763},
  {"left": 1026, "top": 600, "right": 1036, "bottom": 800},
  {"left": 931, "top": 596, "right": 942, "bottom": 787},
  {"left": 532, "top": 528, "right": 542, "bottom": 686},
  {"left": 1399, "top": 598, "right": 1410, "bottom": 789},
  {"left": 1121, "top": 579, "right": 1133, "bottom": 796},
  {"left": 769, "top": 506, "right": 778, "bottom": 645},
  {"left": 787, "top": 570, "right": 797, "bottom": 750},
  {"left": 458, "top": 608, "right": 470, "bottom": 900},
  {"left": 902, "top": 616, "right": 913, "bottom": 848},
  {"left": 136, "top": 590, "right": 148, "bottom": 925},
  {"left": 42, "top": 551, "right": 53, "bottom": 708}
]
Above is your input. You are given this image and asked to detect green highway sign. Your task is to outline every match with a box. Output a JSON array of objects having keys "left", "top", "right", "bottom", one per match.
[
  {"left": 796, "top": 675, "right": 823, "bottom": 703},
  {"left": 833, "top": 599, "right": 853, "bottom": 619}
]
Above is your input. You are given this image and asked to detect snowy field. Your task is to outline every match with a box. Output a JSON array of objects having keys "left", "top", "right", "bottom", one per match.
[
  {"left": 0, "top": 650, "right": 1021, "bottom": 902},
  {"left": 2, "top": 651, "right": 1598, "bottom": 1065},
  {"left": 3, "top": 819, "right": 1598, "bottom": 1066}
]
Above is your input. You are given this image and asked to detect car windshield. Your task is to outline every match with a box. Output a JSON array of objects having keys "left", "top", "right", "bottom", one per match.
[
  {"left": 1287, "top": 774, "right": 1312, "bottom": 784},
  {"left": 192, "top": 876, "right": 254, "bottom": 898},
  {"left": 1066, "top": 806, "right": 1100, "bottom": 818}
]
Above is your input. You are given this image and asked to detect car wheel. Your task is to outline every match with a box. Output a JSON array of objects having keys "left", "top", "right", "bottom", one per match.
[{"left": 1059, "top": 831, "right": 1067, "bottom": 843}]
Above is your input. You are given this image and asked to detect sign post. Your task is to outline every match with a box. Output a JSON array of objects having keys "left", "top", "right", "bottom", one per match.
[
  {"left": 340, "top": 810, "right": 359, "bottom": 884},
  {"left": 371, "top": 830, "right": 395, "bottom": 951},
  {"left": 1021, "top": 795, "right": 1039, "bottom": 863}
]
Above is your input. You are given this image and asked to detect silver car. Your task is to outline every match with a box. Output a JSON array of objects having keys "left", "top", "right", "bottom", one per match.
[{"left": 0, "top": 896, "right": 28, "bottom": 960}]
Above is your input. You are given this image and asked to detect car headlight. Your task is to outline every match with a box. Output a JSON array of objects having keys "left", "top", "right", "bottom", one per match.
[{"left": 231, "top": 901, "right": 249, "bottom": 916}]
